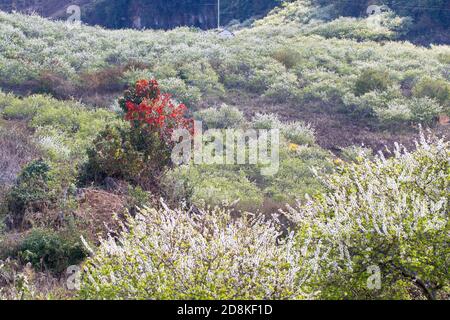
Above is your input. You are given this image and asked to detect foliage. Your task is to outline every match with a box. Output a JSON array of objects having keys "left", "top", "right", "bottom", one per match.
[
  {"left": 158, "top": 77, "right": 202, "bottom": 107},
  {"left": 413, "top": 78, "right": 450, "bottom": 112},
  {"left": 194, "top": 104, "right": 244, "bottom": 129},
  {"left": 13, "top": 228, "right": 87, "bottom": 274},
  {"left": 163, "top": 166, "right": 264, "bottom": 211},
  {"left": 79, "top": 204, "right": 311, "bottom": 300},
  {"left": 355, "top": 69, "right": 392, "bottom": 96},
  {"left": 1, "top": 94, "right": 118, "bottom": 161},
  {"left": 272, "top": 47, "right": 303, "bottom": 69},
  {"left": 281, "top": 121, "right": 316, "bottom": 146},
  {"left": 261, "top": 145, "right": 331, "bottom": 204},
  {"left": 0, "top": 10, "right": 448, "bottom": 126},
  {"left": 251, "top": 113, "right": 282, "bottom": 130},
  {"left": 82, "top": 125, "right": 150, "bottom": 184},
  {"left": 408, "top": 97, "right": 443, "bottom": 125},
  {"left": 84, "top": 79, "right": 193, "bottom": 187},
  {"left": 5, "top": 160, "right": 54, "bottom": 230},
  {"left": 304, "top": 14, "right": 411, "bottom": 41},
  {"left": 340, "top": 145, "right": 373, "bottom": 163},
  {"left": 287, "top": 133, "right": 450, "bottom": 299}
]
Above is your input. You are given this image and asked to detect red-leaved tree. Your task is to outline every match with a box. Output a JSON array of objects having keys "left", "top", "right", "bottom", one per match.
[{"left": 120, "top": 79, "right": 193, "bottom": 144}]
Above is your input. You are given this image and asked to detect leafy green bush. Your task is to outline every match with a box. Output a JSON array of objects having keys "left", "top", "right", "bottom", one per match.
[
  {"left": 304, "top": 13, "right": 411, "bottom": 41},
  {"left": 2, "top": 95, "right": 55, "bottom": 120},
  {"left": 340, "top": 145, "right": 373, "bottom": 163},
  {"left": 408, "top": 97, "right": 443, "bottom": 125},
  {"left": 272, "top": 48, "right": 302, "bottom": 69},
  {"left": 120, "top": 68, "right": 154, "bottom": 87},
  {"left": 264, "top": 73, "right": 300, "bottom": 102},
  {"left": 14, "top": 228, "right": 87, "bottom": 274},
  {"left": 281, "top": 121, "right": 316, "bottom": 146},
  {"left": 375, "top": 100, "right": 412, "bottom": 125},
  {"left": 5, "top": 160, "right": 55, "bottom": 230},
  {"left": 194, "top": 104, "right": 244, "bottom": 129},
  {"left": 159, "top": 77, "right": 202, "bottom": 107},
  {"left": 251, "top": 113, "right": 282, "bottom": 130},
  {"left": 260, "top": 145, "right": 331, "bottom": 203},
  {"left": 163, "top": 166, "right": 264, "bottom": 211},
  {"left": 1, "top": 94, "right": 117, "bottom": 160},
  {"left": 355, "top": 69, "right": 392, "bottom": 96},
  {"left": 177, "top": 60, "right": 224, "bottom": 96},
  {"left": 79, "top": 205, "right": 309, "bottom": 300},
  {"left": 82, "top": 125, "right": 149, "bottom": 184},
  {"left": 413, "top": 78, "right": 450, "bottom": 112}
]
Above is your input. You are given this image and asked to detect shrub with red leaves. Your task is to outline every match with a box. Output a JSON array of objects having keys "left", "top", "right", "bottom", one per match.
[
  {"left": 119, "top": 79, "right": 193, "bottom": 143},
  {"left": 83, "top": 80, "right": 194, "bottom": 188}
]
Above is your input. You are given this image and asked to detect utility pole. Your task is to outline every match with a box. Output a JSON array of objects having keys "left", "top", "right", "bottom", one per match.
[{"left": 217, "top": 0, "right": 220, "bottom": 29}]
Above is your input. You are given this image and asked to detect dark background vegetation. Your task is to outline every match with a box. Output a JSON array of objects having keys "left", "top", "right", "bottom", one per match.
[{"left": 0, "top": 0, "right": 448, "bottom": 43}]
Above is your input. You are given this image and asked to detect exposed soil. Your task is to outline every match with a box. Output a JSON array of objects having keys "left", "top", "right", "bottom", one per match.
[{"left": 73, "top": 188, "right": 127, "bottom": 241}]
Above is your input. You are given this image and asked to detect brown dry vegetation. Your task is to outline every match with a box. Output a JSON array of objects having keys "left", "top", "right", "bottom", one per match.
[{"left": 0, "top": 121, "right": 38, "bottom": 187}]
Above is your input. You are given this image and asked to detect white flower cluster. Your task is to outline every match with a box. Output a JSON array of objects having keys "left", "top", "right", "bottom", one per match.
[
  {"left": 80, "top": 203, "right": 314, "bottom": 300},
  {"left": 286, "top": 132, "right": 449, "bottom": 299}
]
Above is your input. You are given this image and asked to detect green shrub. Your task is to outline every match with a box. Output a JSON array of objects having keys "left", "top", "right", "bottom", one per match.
[
  {"left": 340, "top": 145, "right": 373, "bottom": 163},
  {"left": 343, "top": 88, "right": 405, "bottom": 120},
  {"left": 264, "top": 157, "right": 324, "bottom": 204},
  {"left": 126, "top": 185, "right": 150, "bottom": 215},
  {"left": 82, "top": 124, "right": 170, "bottom": 186},
  {"left": 120, "top": 68, "right": 154, "bottom": 86},
  {"left": 437, "top": 53, "right": 450, "bottom": 65},
  {"left": 264, "top": 73, "right": 300, "bottom": 102},
  {"left": 272, "top": 48, "right": 302, "bottom": 69},
  {"left": 177, "top": 60, "right": 224, "bottom": 96},
  {"left": 2, "top": 95, "right": 54, "bottom": 120},
  {"left": 194, "top": 104, "right": 245, "bottom": 129},
  {"left": 409, "top": 97, "right": 443, "bottom": 124},
  {"left": 375, "top": 100, "right": 412, "bottom": 125},
  {"left": 15, "top": 228, "right": 87, "bottom": 274},
  {"left": 251, "top": 113, "right": 282, "bottom": 130},
  {"left": 1, "top": 94, "right": 117, "bottom": 160},
  {"left": 281, "top": 121, "right": 316, "bottom": 146},
  {"left": 5, "top": 160, "right": 55, "bottom": 230},
  {"left": 260, "top": 145, "right": 331, "bottom": 204},
  {"left": 304, "top": 14, "right": 411, "bottom": 41},
  {"left": 0, "top": 91, "right": 16, "bottom": 112},
  {"left": 163, "top": 166, "right": 264, "bottom": 211},
  {"left": 355, "top": 69, "right": 392, "bottom": 96},
  {"left": 413, "top": 78, "right": 450, "bottom": 111},
  {"left": 159, "top": 77, "right": 202, "bottom": 107}
]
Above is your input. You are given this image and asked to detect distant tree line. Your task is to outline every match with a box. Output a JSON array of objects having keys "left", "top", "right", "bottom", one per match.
[
  {"left": 83, "top": 0, "right": 280, "bottom": 29},
  {"left": 314, "top": 0, "right": 450, "bottom": 29}
]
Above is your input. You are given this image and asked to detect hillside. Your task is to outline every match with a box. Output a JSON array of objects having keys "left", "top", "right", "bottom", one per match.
[
  {"left": 1, "top": 0, "right": 449, "bottom": 44},
  {"left": 0, "top": 0, "right": 449, "bottom": 301}
]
